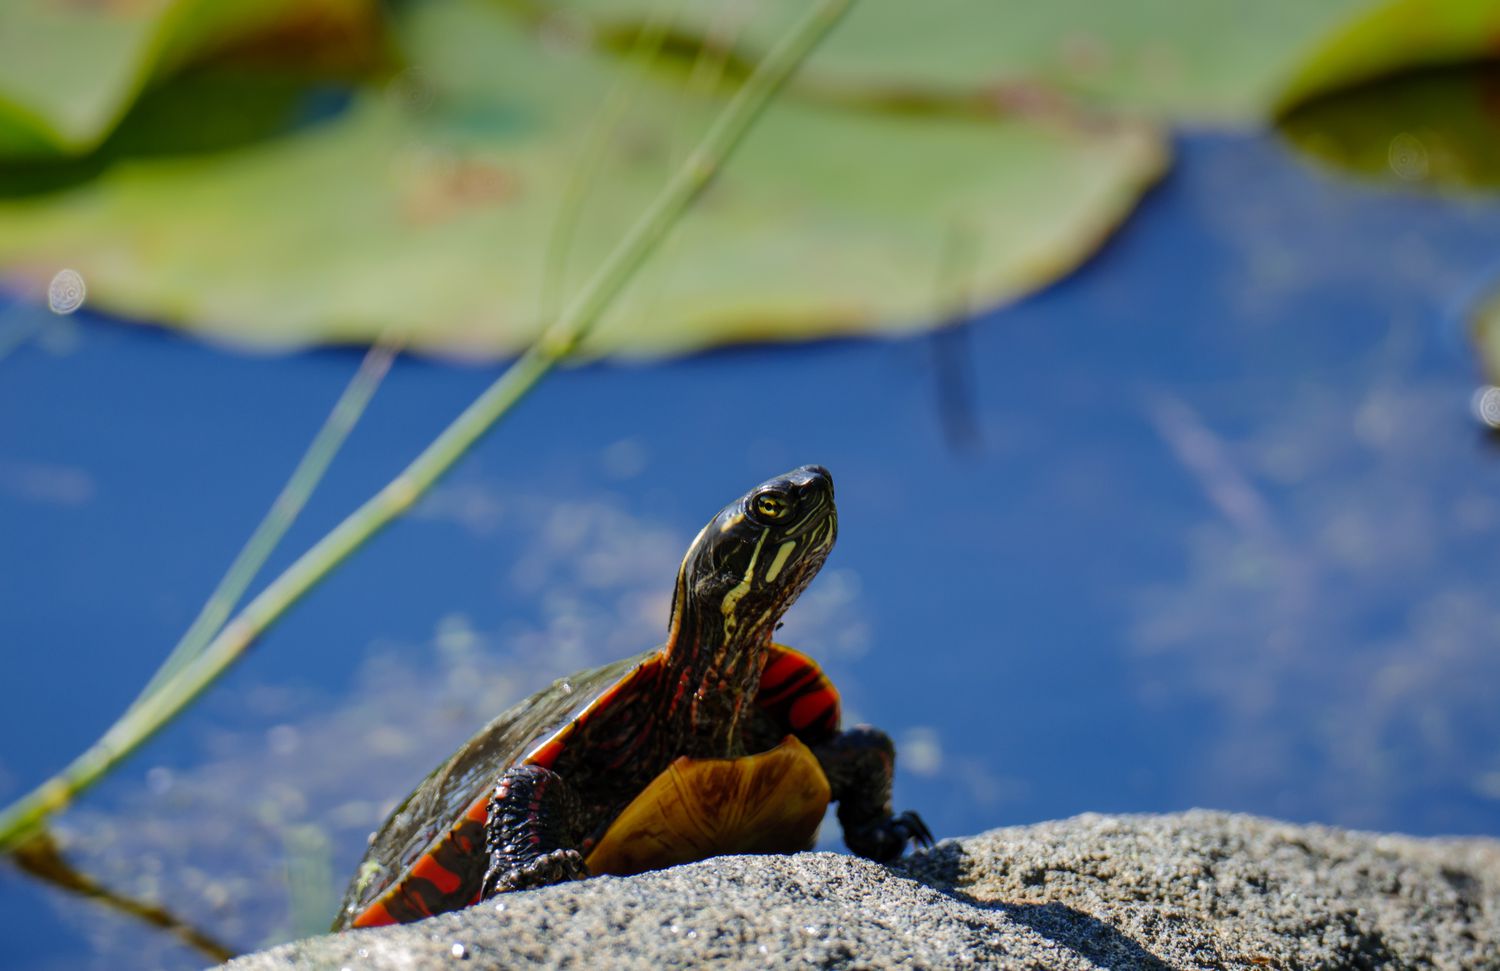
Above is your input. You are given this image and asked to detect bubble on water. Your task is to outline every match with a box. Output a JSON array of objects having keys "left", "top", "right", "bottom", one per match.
[
  {"left": 1472, "top": 386, "right": 1500, "bottom": 430},
  {"left": 1387, "top": 133, "right": 1429, "bottom": 181},
  {"left": 47, "top": 268, "right": 86, "bottom": 314}
]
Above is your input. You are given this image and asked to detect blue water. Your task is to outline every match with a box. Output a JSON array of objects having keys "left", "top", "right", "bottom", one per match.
[{"left": 3, "top": 133, "right": 1500, "bottom": 967}]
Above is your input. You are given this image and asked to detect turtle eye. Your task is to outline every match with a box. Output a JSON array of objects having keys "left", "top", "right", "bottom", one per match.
[{"left": 749, "top": 490, "right": 792, "bottom": 523}]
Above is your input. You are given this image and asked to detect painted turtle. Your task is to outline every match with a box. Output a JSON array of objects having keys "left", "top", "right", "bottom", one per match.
[{"left": 333, "top": 465, "right": 931, "bottom": 929}]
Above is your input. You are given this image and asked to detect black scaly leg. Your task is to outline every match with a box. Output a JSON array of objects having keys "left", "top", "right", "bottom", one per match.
[
  {"left": 813, "top": 726, "right": 934, "bottom": 862},
  {"left": 480, "top": 764, "right": 591, "bottom": 896}
]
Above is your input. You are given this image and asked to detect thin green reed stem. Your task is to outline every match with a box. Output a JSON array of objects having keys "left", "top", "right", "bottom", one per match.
[
  {"left": 131, "top": 341, "right": 399, "bottom": 706},
  {"left": 0, "top": 0, "right": 852, "bottom": 851}
]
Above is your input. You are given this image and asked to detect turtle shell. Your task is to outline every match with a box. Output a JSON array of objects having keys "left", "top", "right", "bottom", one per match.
[{"left": 334, "top": 649, "right": 652, "bottom": 929}]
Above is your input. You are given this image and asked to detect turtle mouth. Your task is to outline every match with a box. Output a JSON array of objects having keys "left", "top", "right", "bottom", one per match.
[{"left": 780, "top": 497, "right": 836, "bottom": 543}]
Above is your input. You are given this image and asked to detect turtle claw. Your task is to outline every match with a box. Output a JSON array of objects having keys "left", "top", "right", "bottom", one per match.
[
  {"left": 846, "top": 810, "right": 934, "bottom": 862},
  {"left": 483, "top": 848, "right": 589, "bottom": 896},
  {"left": 898, "top": 810, "right": 935, "bottom": 850}
]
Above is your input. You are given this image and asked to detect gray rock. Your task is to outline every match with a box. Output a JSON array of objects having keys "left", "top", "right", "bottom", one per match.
[{"left": 224, "top": 811, "right": 1500, "bottom": 970}]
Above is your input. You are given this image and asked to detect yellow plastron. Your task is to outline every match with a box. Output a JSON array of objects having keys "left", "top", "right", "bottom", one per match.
[{"left": 585, "top": 735, "right": 830, "bottom": 877}]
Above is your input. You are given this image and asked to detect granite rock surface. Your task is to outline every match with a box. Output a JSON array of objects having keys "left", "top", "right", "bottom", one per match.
[{"left": 224, "top": 810, "right": 1500, "bottom": 970}]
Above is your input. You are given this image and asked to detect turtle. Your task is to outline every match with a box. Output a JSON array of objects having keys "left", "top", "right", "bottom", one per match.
[{"left": 333, "top": 465, "right": 932, "bottom": 929}]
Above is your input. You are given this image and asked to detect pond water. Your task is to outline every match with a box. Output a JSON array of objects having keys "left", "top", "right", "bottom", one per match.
[{"left": 2, "top": 131, "right": 1500, "bottom": 968}]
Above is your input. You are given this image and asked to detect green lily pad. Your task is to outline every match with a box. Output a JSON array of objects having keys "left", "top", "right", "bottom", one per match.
[
  {"left": 0, "top": 0, "right": 382, "bottom": 158},
  {"left": 1280, "top": 63, "right": 1500, "bottom": 190},
  {"left": 0, "top": 0, "right": 1165, "bottom": 358},
  {"left": 7, "top": 0, "right": 1493, "bottom": 358},
  {"left": 0, "top": 68, "right": 319, "bottom": 198},
  {"left": 546, "top": 0, "right": 1500, "bottom": 124},
  {"left": 1275, "top": 0, "right": 1500, "bottom": 113}
]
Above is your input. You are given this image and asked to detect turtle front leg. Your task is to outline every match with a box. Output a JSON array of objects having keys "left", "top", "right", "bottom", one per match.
[
  {"left": 480, "top": 764, "right": 591, "bottom": 896},
  {"left": 813, "top": 726, "right": 934, "bottom": 862}
]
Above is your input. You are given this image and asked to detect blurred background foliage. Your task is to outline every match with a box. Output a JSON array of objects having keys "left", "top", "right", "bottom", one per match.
[{"left": 2, "top": 0, "right": 1500, "bottom": 360}]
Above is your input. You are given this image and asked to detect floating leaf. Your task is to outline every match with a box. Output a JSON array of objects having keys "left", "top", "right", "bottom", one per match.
[
  {"left": 0, "top": 68, "right": 323, "bottom": 198},
  {"left": 7, "top": 0, "right": 1493, "bottom": 358},
  {"left": 0, "top": 0, "right": 383, "bottom": 158},
  {"left": 547, "top": 0, "right": 1500, "bottom": 124},
  {"left": 1274, "top": 0, "right": 1500, "bottom": 113},
  {"left": 0, "top": 0, "right": 1165, "bottom": 358},
  {"left": 1280, "top": 63, "right": 1500, "bottom": 190}
]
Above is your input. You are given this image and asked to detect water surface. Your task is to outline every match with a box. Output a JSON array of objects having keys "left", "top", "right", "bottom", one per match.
[{"left": 2, "top": 132, "right": 1500, "bottom": 968}]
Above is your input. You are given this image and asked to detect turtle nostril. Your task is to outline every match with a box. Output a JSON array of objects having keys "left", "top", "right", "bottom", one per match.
[{"left": 801, "top": 465, "right": 833, "bottom": 492}]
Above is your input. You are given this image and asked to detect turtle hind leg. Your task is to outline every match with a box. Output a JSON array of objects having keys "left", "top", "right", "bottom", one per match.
[
  {"left": 813, "top": 726, "right": 934, "bottom": 863},
  {"left": 480, "top": 764, "right": 591, "bottom": 896}
]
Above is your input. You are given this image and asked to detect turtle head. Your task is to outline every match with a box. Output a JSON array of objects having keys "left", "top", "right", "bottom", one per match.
[{"left": 670, "top": 465, "right": 838, "bottom": 651}]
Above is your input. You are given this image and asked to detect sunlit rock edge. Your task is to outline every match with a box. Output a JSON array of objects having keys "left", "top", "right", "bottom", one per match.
[{"left": 222, "top": 810, "right": 1500, "bottom": 970}]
